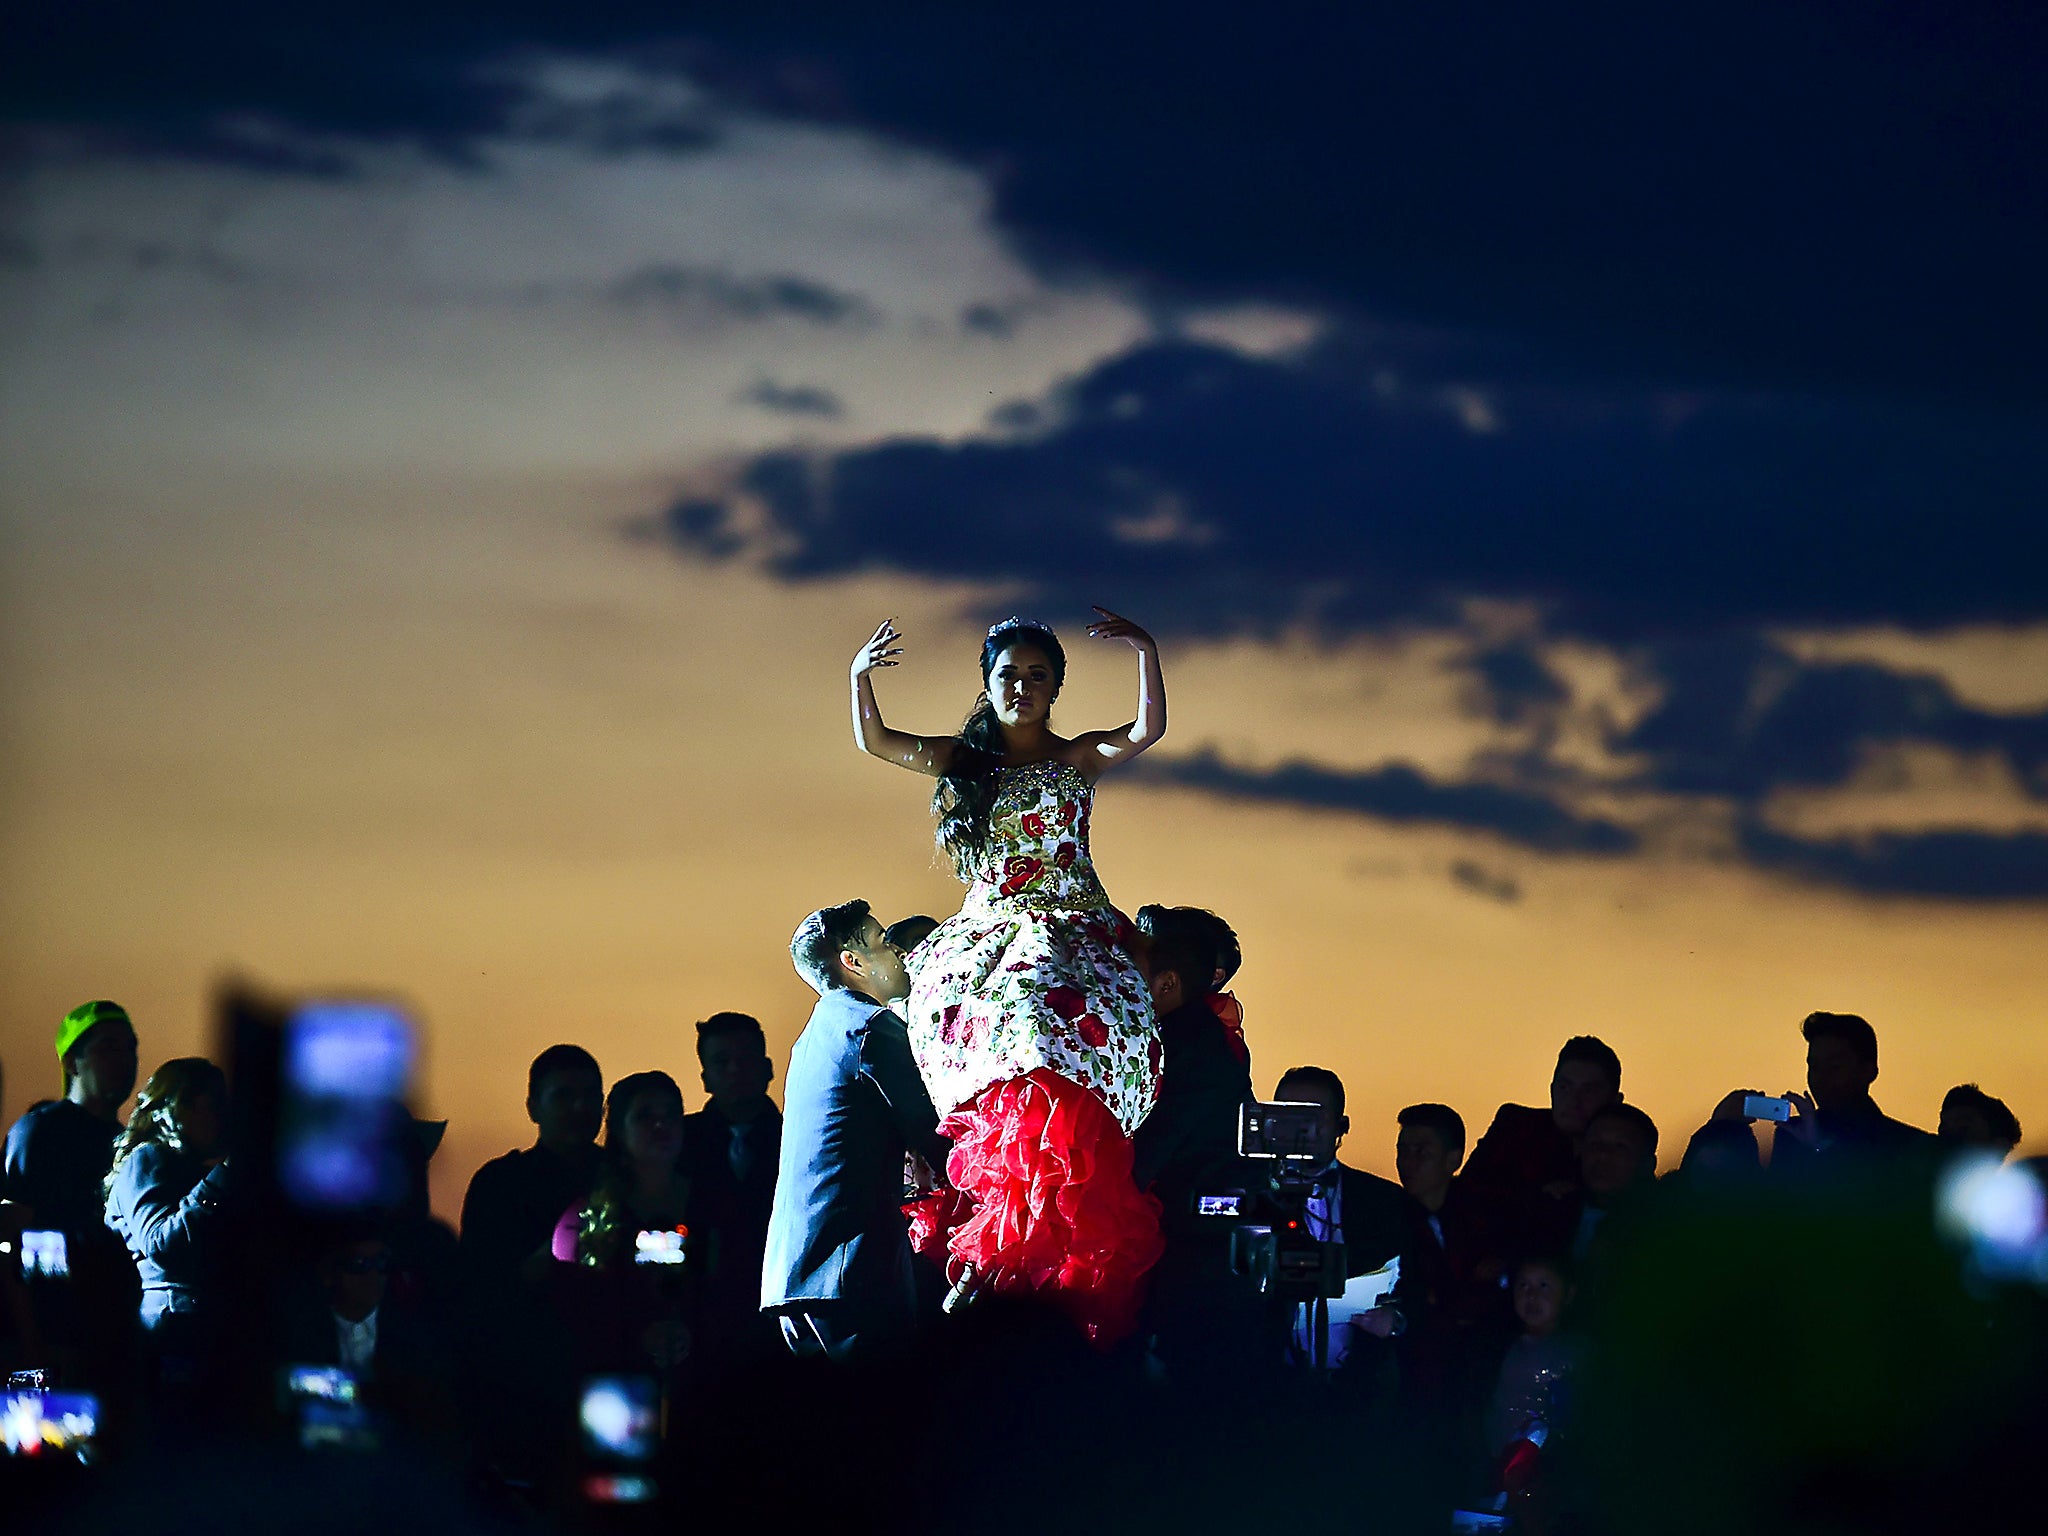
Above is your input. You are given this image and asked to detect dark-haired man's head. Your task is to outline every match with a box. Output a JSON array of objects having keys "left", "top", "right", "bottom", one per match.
[
  {"left": 1680, "top": 1118, "right": 1762, "bottom": 1183},
  {"left": 318, "top": 1229, "right": 393, "bottom": 1324},
  {"left": 1580, "top": 1103, "right": 1658, "bottom": 1201},
  {"left": 1801, "top": 1012, "right": 1879, "bottom": 1113},
  {"left": 883, "top": 915, "right": 940, "bottom": 957},
  {"left": 1396, "top": 1103, "right": 1466, "bottom": 1211},
  {"left": 1550, "top": 1036, "right": 1622, "bottom": 1138},
  {"left": 57, "top": 1000, "right": 139, "bottom": 1119},
  {"left": 1134, "top": 904, "right": 1224, "bottom": 1014},
  {"left": 697, "top": 1012, "right": 774, "bottom": 1120},
  {"left": 1276, "top": 1066, "right": 1349, "bottom": 1164},
  {"left": 1939, "top": 1083, "right": 2022, "bottom": 1156},
  {"left": 527, "top": 1044, "right": 604, "bottom": 1158},
  {"left": 791, "top": 900, "right": 909, "bottom": 1003}
]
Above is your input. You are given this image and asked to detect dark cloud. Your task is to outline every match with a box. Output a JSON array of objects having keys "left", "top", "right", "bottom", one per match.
[
  {"left": 738, "top": 380, "right": 845, "bottom": 418},
  {"left": 1130, "top": 748, "right": 1638, "bottom": 856},
  {"left": 679, "top": 339, "right": 2048, "bottom": 640},
  {"left": 10, "top": 9, "right": 2042, "bottom": 400},
  {"left": 1739, "top": 823, "right": 2048, "bottom": 900},
  {"left": 1622, "top": 637, "right": 2048, "bottom": 802},
  {"left": 607, "top": 265, "right": 872, "bottom": 326}
]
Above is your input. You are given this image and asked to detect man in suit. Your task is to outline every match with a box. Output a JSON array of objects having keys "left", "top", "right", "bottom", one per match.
[
  {"left": 285, "top": 1229, "right": 458, "bottom": 1455},
  {"left": 1712, "top": 1011, "right": 1936, "bottom": 1186},
  {"left": 762, "top": 900, "right": 951, "bottom": 1362},
  {"left": 1270, "top": 1066, "right": 1408, "bottom": 1379},
  {"left": 683, "top": 1011, "right": 783, "bottom": 1368}
]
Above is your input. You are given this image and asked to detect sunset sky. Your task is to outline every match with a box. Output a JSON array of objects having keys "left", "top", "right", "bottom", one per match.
[{"left": 4, "top": 8, "right": 2045, "bottom": 1217}]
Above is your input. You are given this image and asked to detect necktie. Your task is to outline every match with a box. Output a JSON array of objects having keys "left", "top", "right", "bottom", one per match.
[{"left": 728, "top": 1123, "right": 755, "bottom": 1183}]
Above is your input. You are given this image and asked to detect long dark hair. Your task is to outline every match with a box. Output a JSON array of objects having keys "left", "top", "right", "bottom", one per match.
[
  {"left": 575, "top": 1071, "right": 686, "bottom": 1267},
  {"left": 104, "top": 1057, "right": 227, "bottom": 1202},
  {"left": 933, "top": 620, "right": 1066, "bottom": 880}
]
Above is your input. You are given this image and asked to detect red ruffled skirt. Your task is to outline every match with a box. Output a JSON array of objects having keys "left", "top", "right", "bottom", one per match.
[{"left": 907, "top": 1067, "right": 1164, "bottom": 1347}]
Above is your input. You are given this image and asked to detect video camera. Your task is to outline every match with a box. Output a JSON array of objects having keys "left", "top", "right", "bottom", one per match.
[{"left": 1197, "top": 1101, "right": 1347, "bottom": 1302}]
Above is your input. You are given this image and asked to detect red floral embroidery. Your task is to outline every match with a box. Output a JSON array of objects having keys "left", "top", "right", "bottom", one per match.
[
  {"left": 1046, "top": 985, "right": 1086, "bottom": 1020},
  {"left": 1056, "top": 801, "right": 1077, "bottom": 829},
  {"left": 1147, "top": 1038, "right": 1163, "bottom": 1078},
  {"left": 1021, "top": 812, "right": 1047, "bottom": 837},
  {"left": 1076, "top": 1013, "right": 1109, "bottom": 1049},
  {"left": 999, "top": 855, "right": 1045, "bottom": 897},
  {"left": 1054, "top": 842, "right": 1077, "bottom": 869}
]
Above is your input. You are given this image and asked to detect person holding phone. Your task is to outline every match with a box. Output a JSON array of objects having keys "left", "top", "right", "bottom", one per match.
[
  {"left": 550, "top": 1072, "right": 699, "bottom": 1377},
  {"left": 1710, "top": 1011, "right": 1934, "bottom": 1179}
]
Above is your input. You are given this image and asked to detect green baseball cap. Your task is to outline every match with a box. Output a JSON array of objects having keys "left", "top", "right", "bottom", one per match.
[{"left": 56, "top": 1000, "right": 133, "bottom": 1063}]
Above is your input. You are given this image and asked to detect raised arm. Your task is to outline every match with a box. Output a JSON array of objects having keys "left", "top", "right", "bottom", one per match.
[
  {"left": 1074, "top": 606, "right": 1166, "bottom": 778},
  {"left": 850, "top": 618, "right": 956, "bottom": 776}
]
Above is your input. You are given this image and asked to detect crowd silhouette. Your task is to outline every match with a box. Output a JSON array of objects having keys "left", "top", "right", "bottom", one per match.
[{"left": 2, "top": 971, "right": 2042, "bottom": 1534}]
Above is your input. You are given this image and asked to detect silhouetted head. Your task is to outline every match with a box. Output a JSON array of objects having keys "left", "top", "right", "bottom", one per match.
[
  {"left": 696, "top": 1011, "right": 773, "bottom": 1109},
  {"left": 1513, "top": 1254, "right": 1573, "bottom": 1337},
  {"left": 527, "top": 1043, "right": 604, "bottom": 1156},
  {"left": 883, "top": 914, "right": 941, "bottom": 956},
  {"left": 1801, "top": 1011, "right": 1879, "bottom": 1112},
  {"left": 1580, "top": 1102, "right": 1658, "bottom": 1198},
  {"left": 1939, "top": 1083, "right": 2022, "bottom": 1156},
  {"left": 1134, "top": 904, "right": 1224, "bottom": 1014},
  {"left": 604, "top": 1071, "right": 686, "bottom": 1168},
  {"left": 57, "top": 999, "right": 138, "bottom": 1110},
  {"left": 1276, "top": 1066, "right": 1349, "bottom": 1161},
  {"left": 1550, "top": 1036, "right": 1623, "bottom": 1136},
  {"left": 1680, "top": 1117, "right": 1762, "bottom": 1183},
  {"left": 1397, "top": 1103, "right": 1467, "bottom": 1205},
  {"left": 319, "top": 1229, "right": 393, "bottom": 1324}
]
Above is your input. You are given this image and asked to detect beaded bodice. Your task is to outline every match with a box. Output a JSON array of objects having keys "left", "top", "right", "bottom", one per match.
[{"left": 964, "top": 760, "right": 1107, "bottom": 912}]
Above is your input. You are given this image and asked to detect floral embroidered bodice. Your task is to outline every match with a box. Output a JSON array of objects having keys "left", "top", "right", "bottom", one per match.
[{"left": 964, "top": 759, "right": 1107, "bottom": 912}]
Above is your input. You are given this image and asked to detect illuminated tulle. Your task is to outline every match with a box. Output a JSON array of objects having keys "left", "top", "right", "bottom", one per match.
[{"left": 909, "top": 1067, "right": 1164, "bottom": 1346}]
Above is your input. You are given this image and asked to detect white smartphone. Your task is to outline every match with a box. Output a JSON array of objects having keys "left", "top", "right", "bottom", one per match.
[{"left": 1743, "top": 1094, "right": 1794, "bottom": 1123}]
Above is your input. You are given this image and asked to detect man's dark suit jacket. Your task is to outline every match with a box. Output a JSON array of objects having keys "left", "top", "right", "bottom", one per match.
[
  {"left": 1459, "top": 1102, "right": 1578, "bottom": 1259},
  {"left": 760, "top": 988, "right": 949, "bottom": 1324},
  {"left": 683, "top": 1099, "right": 782, "bottom": 1357},
  {"left": 1767, "top": 1098, "right": 1936, "bottom": 1183},
  {"left": 1333, "top": 1163, "right": 1408, "bottom": 1277},
  {"left": 1133, "top": 997, "right": 1255, "bottom": 1236}
]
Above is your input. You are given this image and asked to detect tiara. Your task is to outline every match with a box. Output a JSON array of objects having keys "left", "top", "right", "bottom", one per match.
[{"left": 987, "top": 615, "right": 1054, "bottom": 638}]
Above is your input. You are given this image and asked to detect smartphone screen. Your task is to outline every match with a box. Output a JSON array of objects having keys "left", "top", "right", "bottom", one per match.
[
  {"left": 633, "top": 1227, "right": 688, "bottom": 1266},
  {"left": 20, "top": 1230, "right": 68, "bottom": 1279},
  {"left": 1, "top": 1392, "right": 100, "bottom": 1462},
  {"left": 279, "top": 1000, "right": 415, "bottom": 1210}
]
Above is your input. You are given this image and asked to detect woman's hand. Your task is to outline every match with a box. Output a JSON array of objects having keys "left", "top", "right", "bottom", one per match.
[
  {"left": 852, "top": 618, "right": 904, "bottom": 678},
  {"left": 1713, "top": 1089, "right": 1766, "bottom": 1122},
  {"left": 1086, "top": 606, "right": 1154, "bottom": 651}
]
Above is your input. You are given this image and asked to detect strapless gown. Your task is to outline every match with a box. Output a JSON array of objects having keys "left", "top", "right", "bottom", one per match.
[{"left": 903, "top": 759, "right": 1164, "bottom": 1344}]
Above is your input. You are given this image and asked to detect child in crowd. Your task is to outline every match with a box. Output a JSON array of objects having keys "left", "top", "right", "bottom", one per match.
[{"left": 1486, "top": 1254, "right": 1578, "bottom": 1480}]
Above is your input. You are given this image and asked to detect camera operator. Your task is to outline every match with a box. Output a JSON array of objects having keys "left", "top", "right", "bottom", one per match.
[
  {"left": 1130, "top": 905, "right": 1260, "bottom": 1385},
  {"left": 1270, "top": 1067, "right": 1409, "bottom": 1389}
]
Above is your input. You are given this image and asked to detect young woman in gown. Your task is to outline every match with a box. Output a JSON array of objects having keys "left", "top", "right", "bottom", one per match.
[{"left": 849, "top": 611, "right": 1168, "bottom": 1344}]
